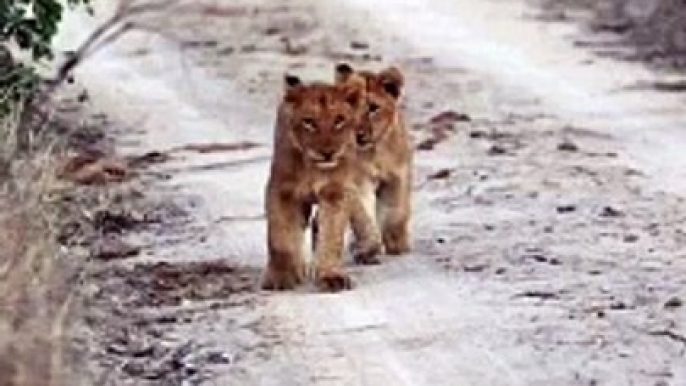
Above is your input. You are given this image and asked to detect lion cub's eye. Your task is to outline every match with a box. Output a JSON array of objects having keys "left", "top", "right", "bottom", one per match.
[
  {"left": 368, "top": 102, "right": 380, "bottom": 115},
  {"left": 302, "top": 118, "right": 317, "bottom": 132},
  {"left": 334, "top": 115, "right": 346, "bottom": 130}
]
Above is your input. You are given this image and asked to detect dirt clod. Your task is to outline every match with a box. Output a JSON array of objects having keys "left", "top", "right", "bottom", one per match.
[
  {"left": 599, "top": 206, "right": 624, "bottom": 218},
  {"left": 92, "top": 236, "right": 140, "bottom": 260},
  {"left": 558, "top": 140, "right": 579, "bottom": 152},
  {"left": 350, "top": 41, "right": 369, "bottom": 50},
  {"left": 127, "top": 151, "right": 171, "bottom": 168},
  {"left": 428, "top": 168, "right": 452, "bottom": 180},
  {"left": 416, "top": 138, "right": 439, "bottom": 151},
  {"left": 664, "top": 297, "right": 683, "bottom": 309},
  {"left": 93, "top": 209, "right": 144, "bottom": 234},
  {"left": 488, "top": 145, "right": 509, "bottom": 155},
  {"left": 623, "top": 234, "right": 639, "bottom": 243},
  {"left": 429, "top": 110, "right": 471, "bottom": 125},
  {"left": 556, "top": 205, "right": 577, "bottom": 214},
  {"left": 514, "top": 290, "right": 561, "bottom": 301}
]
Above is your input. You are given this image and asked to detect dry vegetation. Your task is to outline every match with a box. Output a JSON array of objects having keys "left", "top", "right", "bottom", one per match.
[
  {"left": 0, "top": 104, "right": 76, "bottom": 386},
  {"left": 538, "top": 0, "right": 686, "bottom": 67},
  {"left": 0, "top": 3, "right": 259, "bottom": 385}
]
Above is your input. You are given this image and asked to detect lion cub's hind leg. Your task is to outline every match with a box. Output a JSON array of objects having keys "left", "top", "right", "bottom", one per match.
[
  {"left": 349, "top": 182, "right": 383, "bottom": 265},
  {"left": 378, "top": 170, "right": 411, "bottom": 255},
  {"left": 262, "top": 189, "right": 309, "bottom": 290}
]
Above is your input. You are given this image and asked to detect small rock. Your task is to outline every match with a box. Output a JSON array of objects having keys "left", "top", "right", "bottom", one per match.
[
  {"left": 428, "top": 169, "right": 452, "bottom": 180},
  {"left": 182, "top": 40, "right": 218, "bottom": 48},
  {"left": 487, "top": 145, "right": 508, "bottom": 155},
  {"left": 463, "top": 264, "right": 488, "bottom": 273},
  {"left": 127, "top": 151, "right": 170, "bottom": 168},
  {"left": 350, "top": 41, "right": 369, "bottom": 50},
  {"left": 93, "top": 210, "right": 140, "bottom": 233},
  {"left": 514, "top": 290, "right": 560, "bottom": 300},
  {"left": 416, "top": 138, "right": 438, "bottom": 151},
  {"left": 205, "top": 351, "right": 232, "bottom": 364},
  {"left": 122, "top": 362, "right": 145, "bottom": 377},
  {"left": 429, "top": 110, "right": 471, "bottom": 125},
  {"left": 591, "top": 20, "right": 632, "bottom": 34},
  {"left": 77, "top": 90, "right": 89, "bottom": 103},
  {"left": 557, "top": 140, "right": 579, "bottom": 152},
  {"left": 93, "top": 236, "right": 140, "bottom": 260},
  {"left": 469, "top": 130, "right": 487, "bottom": 139},
  {"left": 599, "top": 206, "right": 624, "bottom": 218},
  {"left": 218, "top": 46, "right": 235, "bottom": 55},
  {"left": 528, "top": 254, "right": 548, "bottom": 263},
  {"left": 556, "top": 205, "right": 576, "bottom": 214},
  {"left": 264, "top": 27, "right": 280, "bottom": 35},
  {"left": 623, "top": 234, "right": 639, "bottom": 243},
  {"left": 664, "top": 297, "right": 683, "bottom": 309}
]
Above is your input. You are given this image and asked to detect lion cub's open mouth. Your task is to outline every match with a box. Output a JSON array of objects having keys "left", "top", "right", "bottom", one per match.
[
  {"left": 307, "top": 149, "right": 343, "bottom": 170},
  {"left": 315, "top": 160, "right": 339, "bottom": 170}
]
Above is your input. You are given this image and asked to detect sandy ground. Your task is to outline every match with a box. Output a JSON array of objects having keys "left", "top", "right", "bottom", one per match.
[{"left": 57, "top": 0, "right": 686, "bottom": 384}]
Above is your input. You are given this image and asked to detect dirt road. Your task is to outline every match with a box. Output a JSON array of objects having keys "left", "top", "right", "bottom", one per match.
[{"left": 58, "top": 0, "right": 686, "bottom": 384}]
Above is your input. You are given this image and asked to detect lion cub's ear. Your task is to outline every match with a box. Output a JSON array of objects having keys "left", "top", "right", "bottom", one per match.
[
  {"left": 338, "top": 79, "right": 365, "bottom": 108},
  {"left": 284, "top": 74, "right": 303, "bottom": 103},
  {"left": 334, "top": 63, "right": 366, "bottom": 107},
  {"left": 378, "top": 66, "right": 404, "bottom": 99},
  {"left": 285, "top": 74, "right": 302, "bottom": 88},
  {"left": 335, "top": 63, "right": 355, "bottom": 84}
]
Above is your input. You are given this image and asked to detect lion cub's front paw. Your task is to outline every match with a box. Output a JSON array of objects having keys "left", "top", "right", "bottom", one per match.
[
  {"left": 350, "top": 240, "right": 382, "bottom": 265},
  {"left": 315, "top": 268, "right": 353, "bottom": 293},
  {"left": 261, "top": 265, "right": 305, "bottom": 291}
]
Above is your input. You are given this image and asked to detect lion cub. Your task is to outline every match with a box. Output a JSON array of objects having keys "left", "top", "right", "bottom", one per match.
[
  {"left": 336, "top": 63, "right": 413, "bottom": 255},
  {"left": 262, "top": 74, "right": 380, "bottom": 292}
]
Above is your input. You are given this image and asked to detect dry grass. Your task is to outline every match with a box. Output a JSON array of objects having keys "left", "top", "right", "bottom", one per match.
[
  {"left": 0, "top": 104, "right": 78, "bottom": 386},
  {"left": 539, "top": 0, "right": 686, "bottom": 67}
]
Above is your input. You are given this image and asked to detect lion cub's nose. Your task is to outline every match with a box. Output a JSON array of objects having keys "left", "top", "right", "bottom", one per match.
[
  {"left": 320, "top": 151, "right": 335, "bottom": 161},
  {"left": 356, "top": 132, "right": 371, "bottom": 146}
]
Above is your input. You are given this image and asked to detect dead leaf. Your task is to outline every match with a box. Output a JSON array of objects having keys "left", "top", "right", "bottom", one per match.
[
  {"left": 429, "top": 110, "right": 471, "bottom": 125},
  {"left": 58, "top": 154, "right": 129, "bottom": 185}
]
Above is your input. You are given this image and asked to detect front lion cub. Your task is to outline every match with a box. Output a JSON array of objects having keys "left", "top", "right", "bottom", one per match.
[
  {"left": 262, "top": 75, "right": 379, "bottom": 292},
  {"left": 336, "top": 63, "right": 413, "bottom": 255}
]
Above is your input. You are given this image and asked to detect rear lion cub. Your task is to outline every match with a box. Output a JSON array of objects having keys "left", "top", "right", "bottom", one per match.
[{"left": 337, "top": 63, "right": 413, "bottom": 256}]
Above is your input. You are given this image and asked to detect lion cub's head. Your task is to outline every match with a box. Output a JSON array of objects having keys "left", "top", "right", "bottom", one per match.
[
  {"left": 335, "top": 63, "right": 404, "bottom": 150},
  {"left": 281, "top": 74, "right": 364, "bottom": 170}
]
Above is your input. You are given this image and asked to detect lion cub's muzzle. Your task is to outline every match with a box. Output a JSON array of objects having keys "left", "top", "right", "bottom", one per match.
[
  {"left": 356, "top": 130, "right": 374, "bottom": 150},
  {"left": 307, "top": 148, "right": 344, "bottom": 170}
]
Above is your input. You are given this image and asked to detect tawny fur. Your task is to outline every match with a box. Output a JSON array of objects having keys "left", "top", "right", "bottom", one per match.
[
  {"left": 262, "top": 75, "right": 380, "bottom": 292},
  {"left": 336, "top": 63, "right": 414, "bottom": 255}
]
